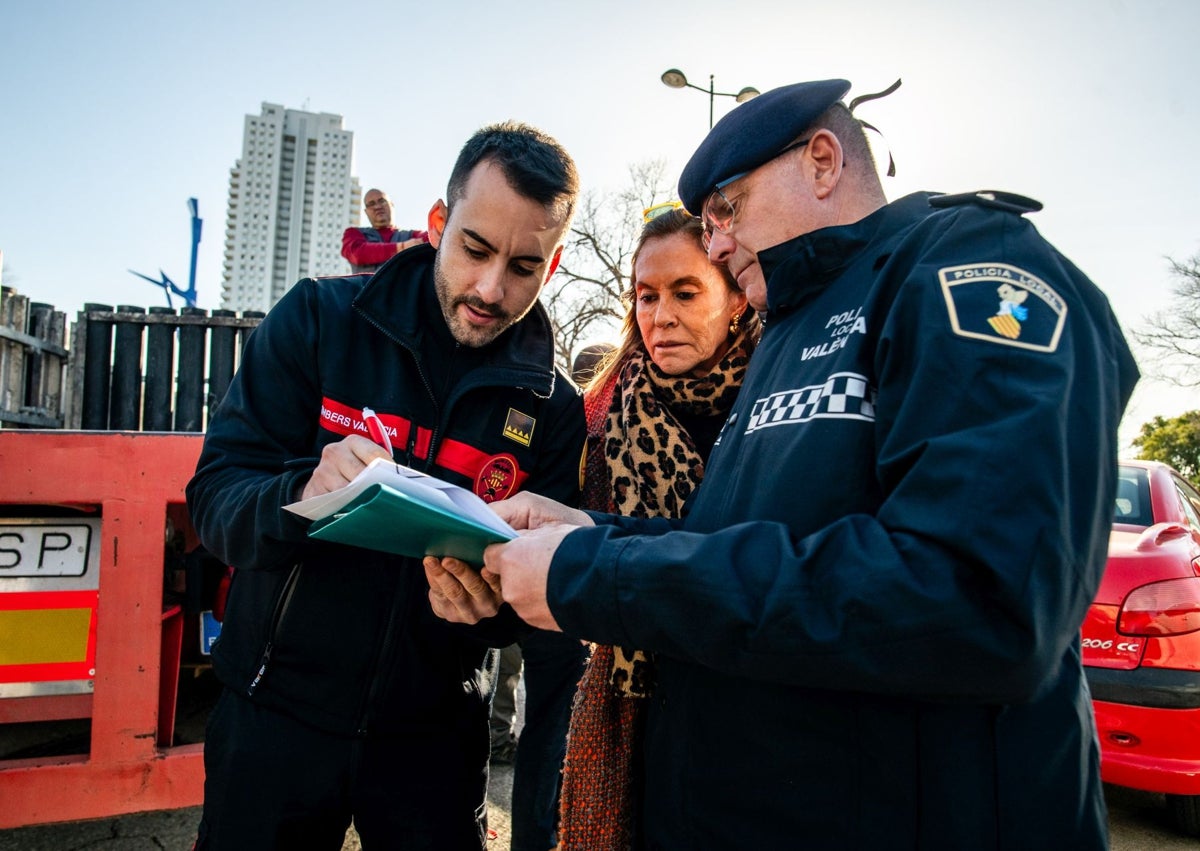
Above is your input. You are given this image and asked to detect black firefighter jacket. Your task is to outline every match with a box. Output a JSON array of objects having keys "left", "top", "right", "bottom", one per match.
[{"left": 186, "top": 244, "right": 585, "bottom": 739}]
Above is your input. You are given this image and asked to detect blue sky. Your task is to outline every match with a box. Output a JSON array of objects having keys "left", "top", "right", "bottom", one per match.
[{"left": 2, "top": 0, "right": 1196, "bottom": 445}]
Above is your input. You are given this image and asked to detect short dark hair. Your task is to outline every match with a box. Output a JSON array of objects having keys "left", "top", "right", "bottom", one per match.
[{"left": 446, "top": 121, "right": 579, "bottom": 222}]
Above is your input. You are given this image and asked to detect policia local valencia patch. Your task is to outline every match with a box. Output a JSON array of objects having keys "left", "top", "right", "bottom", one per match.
[{"left": 938, "top": 263, "right": 1067, "bottom": 353}]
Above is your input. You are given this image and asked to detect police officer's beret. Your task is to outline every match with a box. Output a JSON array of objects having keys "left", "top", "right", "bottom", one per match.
[{"left": 678, "top": 79, "right": 852, "bottom": 215}]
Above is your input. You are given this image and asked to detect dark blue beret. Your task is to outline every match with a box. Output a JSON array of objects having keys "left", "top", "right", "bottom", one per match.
[{"left": 678, "top": 79, "right": 852, "bottom": 215}]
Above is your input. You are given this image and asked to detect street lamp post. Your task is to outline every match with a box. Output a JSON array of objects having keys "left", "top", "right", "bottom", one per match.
[{"left": 660, "top": 68, "right": 759, "bottom": 128}]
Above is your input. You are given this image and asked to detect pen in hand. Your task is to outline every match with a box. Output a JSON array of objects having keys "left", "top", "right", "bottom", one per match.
[{"left": 361, "top": 407, "right": 394, "bottom": 456}]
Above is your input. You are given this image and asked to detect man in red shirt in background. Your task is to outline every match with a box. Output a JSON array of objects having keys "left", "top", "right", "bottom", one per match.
[{"left": 342, "top": 188, "right": 429, "bottom": 274}]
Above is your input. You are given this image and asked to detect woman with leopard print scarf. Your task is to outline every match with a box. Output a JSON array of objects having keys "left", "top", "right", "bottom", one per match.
[{"left": 558, "top": 207, "right": 760, "bottom": 851}]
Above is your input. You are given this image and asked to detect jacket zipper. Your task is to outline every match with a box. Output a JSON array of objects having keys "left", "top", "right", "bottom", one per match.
[
  {"left": 246, "top": 562, "right": 302, "bottom": 697},
  {"left": 349, "top": 311, "right": 438, "bottom": 733},
  {"left": 355, "top": 591, "right": 406, "bottom": 735},
  {"left": 349, "top": 303, "right": 547, "bottom": 729},
  {"left": 356, "top": 311, "right": 440, "bottom": 470}
]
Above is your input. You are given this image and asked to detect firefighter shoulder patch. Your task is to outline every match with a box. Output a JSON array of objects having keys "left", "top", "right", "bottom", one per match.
[{"left": 938, "top": 262, "right": 1066, "bottom": 352}]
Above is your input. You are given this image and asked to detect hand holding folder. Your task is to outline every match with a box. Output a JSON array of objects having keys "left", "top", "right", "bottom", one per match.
[{"left": 283, "top": 458, "right": 516, "bottom": 564}]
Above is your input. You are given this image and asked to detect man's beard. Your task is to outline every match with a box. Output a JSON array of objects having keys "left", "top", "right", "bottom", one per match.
[{"left": 433, "top": 256, "right": 518, "bottom": 348}]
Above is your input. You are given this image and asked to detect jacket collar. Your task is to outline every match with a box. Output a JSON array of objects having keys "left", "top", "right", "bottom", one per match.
[
  {"left": 758, "top": 192, "right": 936, "bottom": 314},
  {"left": 350, "top": 244, "right": 560, "bottom": 398}
]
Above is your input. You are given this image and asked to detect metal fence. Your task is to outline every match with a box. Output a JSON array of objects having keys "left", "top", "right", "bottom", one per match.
[
  {"left": 0, "top": 287, "right": 264, "bottom": 432},
  {"left": 0, "top": 287, "right": 68, "bottom": 428}
]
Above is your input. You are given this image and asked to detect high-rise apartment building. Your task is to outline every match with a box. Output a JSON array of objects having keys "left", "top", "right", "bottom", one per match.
[{"left": 221, "top": 103, "right": 362, "bottom": 312}]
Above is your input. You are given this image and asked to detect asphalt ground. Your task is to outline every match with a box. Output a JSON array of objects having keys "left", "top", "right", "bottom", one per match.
[
  {"left": 0, "top": 770, "right": 1193, "bottom": 850},
  {"left": 0, "top": 668, "right": 517, "bottom": 851},
  {"left": 0, "top": 766, "right": 514, "bottom": 851},
  {"left": 0, "top": 668, "right": 1191, "bottom": 851}
]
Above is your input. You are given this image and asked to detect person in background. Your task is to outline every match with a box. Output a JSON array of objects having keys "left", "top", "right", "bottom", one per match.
[
  {"left": 557, "top": 205, "right": 758, "bottom": 850},
  {"left": 342, "top": 188, "right": 430, "bottom": 274},
  {"left": 186, "top": 121, "right": 584, "bottom": 851},
  {"left": 570, "top": 342, "right": 615, "bottom": 386},
  {"left": 477, "top": 79, "right": 1139, "bottom": 849}
]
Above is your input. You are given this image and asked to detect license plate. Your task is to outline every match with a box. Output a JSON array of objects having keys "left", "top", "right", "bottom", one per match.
[{"left": 0, "top": 520, "right": 100, "bottom": 582}]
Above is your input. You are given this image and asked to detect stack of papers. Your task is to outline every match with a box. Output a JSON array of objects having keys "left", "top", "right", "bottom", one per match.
[{"left": 284, "top": 458, "right": 515, "bottom": 564}]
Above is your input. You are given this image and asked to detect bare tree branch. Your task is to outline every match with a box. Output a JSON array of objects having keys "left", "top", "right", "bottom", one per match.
[
  {"left": 1134, "top": 253, "right": 1200, "bottom": 386},
  {"left": 542, "top": 160, "right": 674, "bottom": 373}
]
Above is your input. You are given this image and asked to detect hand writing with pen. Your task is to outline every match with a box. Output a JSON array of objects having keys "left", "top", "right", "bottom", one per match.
[
  {"left": 299, "top": 407, "right": 394, "bottom": 501},
  {"left": 302, "top": 407, "right": 576, "bottom": 629}
]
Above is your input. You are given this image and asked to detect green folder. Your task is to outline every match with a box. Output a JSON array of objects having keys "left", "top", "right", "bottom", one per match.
[{"left": 307, "top": 483, "right": 515, "bottom": 564}]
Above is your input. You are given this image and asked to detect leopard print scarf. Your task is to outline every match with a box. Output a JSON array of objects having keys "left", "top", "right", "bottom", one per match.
[
  {"left": 560, "top": 332, "right": 752, "bottom": 851},
  {"left": 601, "top": 344, "right": 748, "bottom": 698},
  {"left": 605, "top": 345, "right": 747, "bottom": 520}
]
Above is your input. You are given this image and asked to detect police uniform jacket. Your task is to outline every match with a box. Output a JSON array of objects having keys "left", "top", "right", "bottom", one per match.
[
  {"left": 187, "top": 244, "right": 584, "bottom": 740},
  {"left": 546, "top": 192, "right": 1139, "bottom": 849}
]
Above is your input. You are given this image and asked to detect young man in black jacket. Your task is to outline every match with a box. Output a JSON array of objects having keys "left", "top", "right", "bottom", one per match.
[{"left": 186, "top": 121, "right": 585, "bottom": 850}]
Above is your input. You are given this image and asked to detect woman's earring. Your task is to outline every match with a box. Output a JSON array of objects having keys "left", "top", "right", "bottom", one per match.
[{"left": 729, "top": 311, "right": 741, "bottom": 336}]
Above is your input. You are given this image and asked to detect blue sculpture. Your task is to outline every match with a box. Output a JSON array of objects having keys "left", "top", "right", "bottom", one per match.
[{"left": 130, "top": 197, "right": 202, "bottom": 308}]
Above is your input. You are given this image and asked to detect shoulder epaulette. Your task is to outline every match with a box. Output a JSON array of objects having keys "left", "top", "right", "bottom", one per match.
[{"left": 929, "top": 190, "right": 1043, "bottom": 215}]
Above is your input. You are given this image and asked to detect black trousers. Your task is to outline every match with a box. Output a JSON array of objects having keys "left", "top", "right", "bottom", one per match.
[
  {"left": 508, "top": 629, "right": 588, "bottom": 851},
  {"left": 196, "top": 689, "right": 489, "bottom": 850}
]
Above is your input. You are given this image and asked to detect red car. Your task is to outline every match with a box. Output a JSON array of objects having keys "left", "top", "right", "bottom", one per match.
[{"left": 1082, "top": 460, "right": 1200, "bottom": 836}]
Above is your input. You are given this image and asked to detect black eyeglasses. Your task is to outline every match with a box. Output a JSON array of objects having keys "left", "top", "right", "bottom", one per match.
[{"left": 701, "top": 138, "right": 810, "bottom": 248}]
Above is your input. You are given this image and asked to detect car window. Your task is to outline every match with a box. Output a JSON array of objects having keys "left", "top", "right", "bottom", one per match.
[
  {"left": 1114, "top": 467, "right": 1153, "bottom": 526},
  {"left": 1174, "top": 475, "right": 1200, "bottom": 534}
]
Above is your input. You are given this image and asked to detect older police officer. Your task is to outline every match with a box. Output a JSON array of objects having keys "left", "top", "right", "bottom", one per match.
[{"left": 460, "top": 79, "right": 1139, "bottom": 849}]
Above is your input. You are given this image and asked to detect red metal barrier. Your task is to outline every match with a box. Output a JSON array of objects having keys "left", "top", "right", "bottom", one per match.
[{"left": 0, "top": 431, "right": 204, "bottom": 828}]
